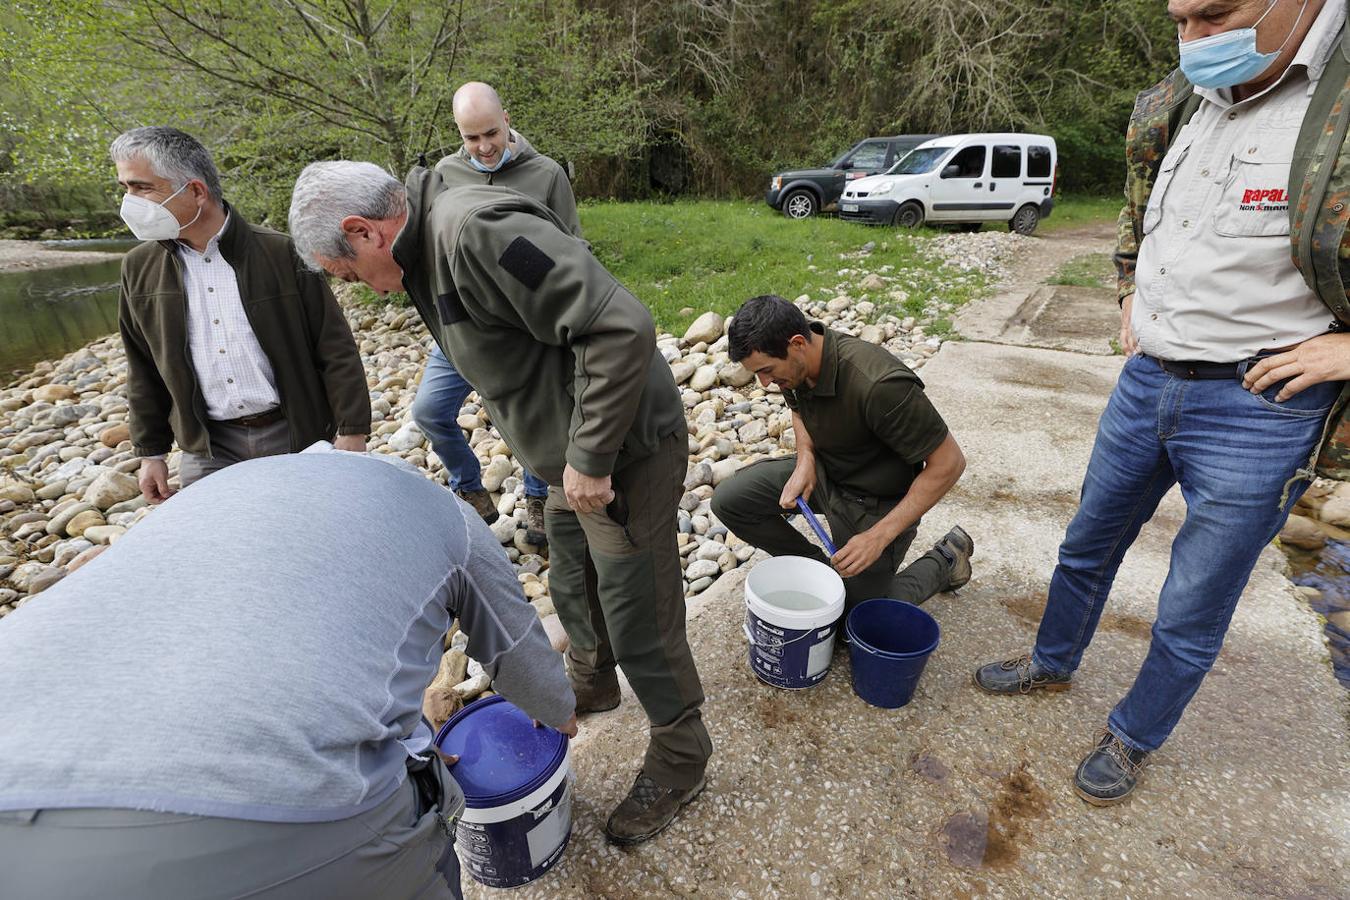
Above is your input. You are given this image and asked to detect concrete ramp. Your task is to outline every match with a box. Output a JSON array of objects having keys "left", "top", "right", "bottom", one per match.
[{"left": 466, "top": 342, "right": 1349, "bottom": 899}]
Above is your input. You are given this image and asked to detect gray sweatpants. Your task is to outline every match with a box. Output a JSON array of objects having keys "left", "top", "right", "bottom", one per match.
[
  {"left": 178, "top": 415, "right": 292, "bottom": 488},
  {"left": 0, "top": 776, "right": 461, "bottom": 900}
]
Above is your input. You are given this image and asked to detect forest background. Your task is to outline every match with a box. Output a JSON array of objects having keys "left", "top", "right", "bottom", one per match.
[{"left": 0, "top": 0, "right": 1178, "bottom": 236}]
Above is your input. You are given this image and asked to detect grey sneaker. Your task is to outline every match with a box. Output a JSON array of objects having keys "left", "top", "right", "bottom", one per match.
[
  {"left": 973, "top": 654, "right": 1072, "bottom": 694},
  {"left": 934, "top": 525, "right": 974, "bottom": 590},
  {"left": 525, "top": 495, "right": 548, "bottom": 547},
  {"left": 456, "top": 488, "right": 499, "bottom": 525},
  {"left": 604, "top": 771, "right": 706, "bottom": 845}
]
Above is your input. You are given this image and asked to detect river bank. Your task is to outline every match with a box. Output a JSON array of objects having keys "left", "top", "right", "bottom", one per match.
[
  {"left": 0, "top": 239, "right": 122, "bottom": 273},
  {"left": 0, "top": 230, "right": 1025, "bottom": 713}
]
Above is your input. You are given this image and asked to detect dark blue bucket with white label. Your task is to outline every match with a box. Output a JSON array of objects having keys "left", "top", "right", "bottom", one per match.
[
  {"left": 434, "top": 695, "right": 573, "bottom": 889},
  {"left": 742, "top": 556, "right": 846, "bottom": 689}
]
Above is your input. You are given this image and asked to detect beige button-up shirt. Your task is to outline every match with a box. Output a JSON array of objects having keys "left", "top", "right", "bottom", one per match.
[
  {"left": 177, "top": 215, "right": 280, "bottom": 420},
  {"left": 1132, "top": 0, "right": 1345, "bottom": 363}
]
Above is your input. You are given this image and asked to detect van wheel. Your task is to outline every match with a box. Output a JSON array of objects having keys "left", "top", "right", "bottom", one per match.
[
  {"left": 782, "top": 190, "right": 818, "bottom": 219},
  {"left": 957, "top": 222, "right": 982, "bottom": 233},
  {"left": 1009, "top": 205, "right": 1040, "bottom": 235},
  {"left": 893, "top": 201, "right": 924, "bottom": 228}
]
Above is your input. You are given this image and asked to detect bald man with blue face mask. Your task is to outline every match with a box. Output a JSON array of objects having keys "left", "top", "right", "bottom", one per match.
[
  {"left": 976, "top": 0, "right": 1350, "bottom": 807},
  {"left": 407, "top": 82, "right": 583, "bottom": 543}
]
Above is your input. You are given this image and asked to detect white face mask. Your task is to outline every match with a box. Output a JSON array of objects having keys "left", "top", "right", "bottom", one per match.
[{"left": 119, "top": 182, "right": 202, "bottom": 241}]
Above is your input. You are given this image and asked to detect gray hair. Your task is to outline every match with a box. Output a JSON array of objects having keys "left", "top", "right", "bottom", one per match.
[
  {"left": 109, "top": 127, "right": 223, "bottom": 204},
  {"left": 288, "top": 161, "right": 406, "bottom": 271}
]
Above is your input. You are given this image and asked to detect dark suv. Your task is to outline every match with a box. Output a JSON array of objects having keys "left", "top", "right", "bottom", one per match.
[{"left": 766, "top": 135, "right": 941, "bottom": 219}]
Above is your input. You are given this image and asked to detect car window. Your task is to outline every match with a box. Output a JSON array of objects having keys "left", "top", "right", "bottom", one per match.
[
  {"left": 845, "top": 142, "right": 889, "bottom": 170},
  {"left": 888, "top": 147, "right": 951, "bottom": 175},
  {"left": 1028, "top": 145, "right": 1052, "bottom": 178},
  {"left": 992, "top": 145, "right": 1022, "bottom": 178},
  {"left": 942, "top": 145, "right": 987, "bottom": 178}
]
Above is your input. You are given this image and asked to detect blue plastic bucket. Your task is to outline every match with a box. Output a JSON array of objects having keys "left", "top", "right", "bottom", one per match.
[
  {"left": 434, "top": 695, "right": 573, "bottom": 888},
  {"left": 743, "top": 556, "right": 845, "bottom": 689},
  {"left": 845, "top": 598, "right": 941, "bottom": 708}
]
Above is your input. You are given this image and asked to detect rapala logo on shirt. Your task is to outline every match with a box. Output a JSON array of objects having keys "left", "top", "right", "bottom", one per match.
[{"left": 1239, "top": 187, "right": 1289, "bottom": 212}]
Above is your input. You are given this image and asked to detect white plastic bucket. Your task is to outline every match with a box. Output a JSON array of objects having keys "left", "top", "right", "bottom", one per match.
[{"left": 743, "top": 556, "right": 846, "bottom": 689}]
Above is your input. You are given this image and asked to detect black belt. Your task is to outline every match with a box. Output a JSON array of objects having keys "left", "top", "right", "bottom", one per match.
[
  {"left": 1144, "top": 353, "right": 1271, "bottom": 381},
  {"left": 217, "top": 406, "right": 284, "bottom": 428}
]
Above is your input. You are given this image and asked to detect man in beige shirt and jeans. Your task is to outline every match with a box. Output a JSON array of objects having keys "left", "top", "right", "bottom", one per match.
[{"left": 976, "top": 0, "right": 1350, "bottom": 806}]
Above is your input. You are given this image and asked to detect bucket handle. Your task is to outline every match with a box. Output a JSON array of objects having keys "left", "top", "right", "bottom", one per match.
[{"left": 743, "top": 621, "right": 828, "bottom": 650}]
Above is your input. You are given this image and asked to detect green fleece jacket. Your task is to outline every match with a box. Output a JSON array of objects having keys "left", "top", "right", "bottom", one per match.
[
  {"left": 118, "top": 206, "right": 371, "bottom": 457},
  {"left": 392, "top": 167, "right": 684, "bottom": 483},
  {"left": 434, "top": 131, "right": 582, "bottom": 238}
]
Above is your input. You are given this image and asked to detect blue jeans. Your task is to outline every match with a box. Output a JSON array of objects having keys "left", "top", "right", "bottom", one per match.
[
  {"left": 1032, "top": 353, "right": 1340, "bottom": 752},
  {"left": 412, "top": 345, "right": 547, "bottom": 497}
]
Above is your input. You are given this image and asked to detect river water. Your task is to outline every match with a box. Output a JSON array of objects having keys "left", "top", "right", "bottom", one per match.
[{"left": 0, "top": 240, "right": 137, "bottom": 378}]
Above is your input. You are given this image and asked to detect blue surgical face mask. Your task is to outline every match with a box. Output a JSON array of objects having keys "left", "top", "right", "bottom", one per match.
[
  {"left": 468, "top": 144, "right": 512, "bottom": 173},
  {"left": 1179, "top": 0, "right": 1308, "bottom": 90}
]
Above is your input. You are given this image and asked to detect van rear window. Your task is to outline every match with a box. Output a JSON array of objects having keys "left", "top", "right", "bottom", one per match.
[
  {"left": 1028, "top": 145, "right": 1052, "bottom": 178},
  {"left": 992, "top": 146, "right": 1022, "bottom": 178}
]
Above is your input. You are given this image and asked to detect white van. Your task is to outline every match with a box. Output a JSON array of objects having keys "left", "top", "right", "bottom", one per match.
[{"left": 838, "top": 133, "right": 1057, "bottom": 234}]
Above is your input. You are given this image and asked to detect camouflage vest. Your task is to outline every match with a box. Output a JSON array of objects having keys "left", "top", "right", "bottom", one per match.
[{"left": 1114, "top": 15, "right": 1350, "bottom": 487}]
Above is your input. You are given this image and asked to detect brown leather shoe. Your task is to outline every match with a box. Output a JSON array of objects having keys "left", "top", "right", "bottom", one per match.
[
  {"left": 456, "top": 487, "right": 499, "bottom": 525},
  {"left": 604, "top": 771, "right": 706, "bottom": 845},
  {"left": 570, "top": 668, "right": 620, "bottom": 714},
  {"left": 525, "top": 495, "right": 548, "bottom": 546}
]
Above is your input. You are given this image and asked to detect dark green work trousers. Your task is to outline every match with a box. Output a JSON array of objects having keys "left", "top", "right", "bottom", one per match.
[
  {"left": 711, "top": 456, "right": 950, "bottom": 611},
  {"left": 544, "top": 432, "right": 712, "bottom": 791}
]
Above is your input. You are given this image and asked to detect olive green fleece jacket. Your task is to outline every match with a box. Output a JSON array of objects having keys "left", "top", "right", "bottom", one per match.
[
  {"left": 118, "top": 206, "right": 371, "bottom": 457},
  {"left": 392, "top": 167, "right": 685, "bottom": 483},
  {"left": 434, "top": 131, "right": 582, "bottom": 238}
]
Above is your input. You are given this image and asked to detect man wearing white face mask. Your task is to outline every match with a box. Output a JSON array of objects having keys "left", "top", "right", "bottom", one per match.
[
  {"left": 112, "top": 127, "right": 370, "bottom": 502},
  {"left": 976, "top": 0, "right": 1350, "bottom": 806}
]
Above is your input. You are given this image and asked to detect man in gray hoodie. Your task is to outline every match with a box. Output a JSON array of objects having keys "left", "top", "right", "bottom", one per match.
[
  {"left": 0, "top": 451, "right": 576, "bottom": 899},
  {"left": 411, "top": 82, "right": 580, "bottom": 541},
  {"left": 289, "top": 161, "right": 713, "bottom": 846}
]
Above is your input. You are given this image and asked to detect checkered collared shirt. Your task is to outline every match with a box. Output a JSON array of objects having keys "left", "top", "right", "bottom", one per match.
[{"left": 178, "top": 215, "right": 280, "bottom": 420}]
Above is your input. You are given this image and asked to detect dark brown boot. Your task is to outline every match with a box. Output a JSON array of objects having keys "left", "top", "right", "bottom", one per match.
[
  {"left": 570, "top": 668, "right": 620, "bottom": 714},
  {"left": 604, "top": 771, "right": 706, "bottom": 845},
  {"left": 456, "top": 487, "right": 499, "bottom": 525},
  {"left": 525, "top": 495, "right": 548, "bottom": 547}
]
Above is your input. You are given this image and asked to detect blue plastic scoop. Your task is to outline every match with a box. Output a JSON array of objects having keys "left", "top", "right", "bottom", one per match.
[{"left": 794, "top": 497, "right": 837, "bottom": 556}]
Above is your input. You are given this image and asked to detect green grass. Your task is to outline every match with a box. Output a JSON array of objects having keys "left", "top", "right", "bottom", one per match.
[
  {"left": 579, "top": 199, "right": 989, "bottom": 332},
  {"left": 1047, "top": 252, "right": 1114, "bottom": 289},
  {"left": 1040, "top": 194, "right": 1120, "bottom": 233},
  {"left": 353, "top": 195, "right": 1122, "bottom": 332}
]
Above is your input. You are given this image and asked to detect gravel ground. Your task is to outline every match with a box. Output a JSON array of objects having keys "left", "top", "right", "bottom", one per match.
[{"left": 0, "top": 240, "right": 121, "bottom": 273}]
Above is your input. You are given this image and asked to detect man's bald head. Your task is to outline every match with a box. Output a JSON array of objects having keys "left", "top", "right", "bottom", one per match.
[{"left": 453, "top": 82, "right": 513, "bottom": 169}]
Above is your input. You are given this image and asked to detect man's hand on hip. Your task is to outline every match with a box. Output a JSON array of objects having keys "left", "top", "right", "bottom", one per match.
[
  {"left": 138, "top": 458, "right": 174, "bottom": 504},
  {"left": 563, "top": 464, "right": 614, "bottom": 515},
  {"left": 1120, "top": 292, "right": 1139, "bottom": 356},
  {"left": 1243, "top": 333, "right": 1350, "bottom": 400}
]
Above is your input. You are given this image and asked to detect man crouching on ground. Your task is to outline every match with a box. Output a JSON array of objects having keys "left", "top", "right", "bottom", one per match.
[{"left": 712, "top": 294, "right": 973, "bottom": 611}]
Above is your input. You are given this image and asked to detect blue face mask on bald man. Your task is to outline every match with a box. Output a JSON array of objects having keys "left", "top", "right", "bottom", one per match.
[
  {"left": 1178, "top": 0, "right": 1310, "bottom": 89},
  {"left": 468, "top": 145, "right": 513, "bottom": 173}
]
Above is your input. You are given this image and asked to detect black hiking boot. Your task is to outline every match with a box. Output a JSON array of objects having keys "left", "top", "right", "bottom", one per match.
[
  {"left": 934, "top": 526, "right": 974, "bottom": 590},
  {"left": 1073, "top": 729, "right": 1150, "bottom": 806},
  {"left": 525, "top": 495, "right": 548, "bottom": 547},
  {"left": 604, "top": 771, "right": 706, "bottom": 845},
  {"left": 973, "top": 654, "right": 1072, "bottom": 694}
]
